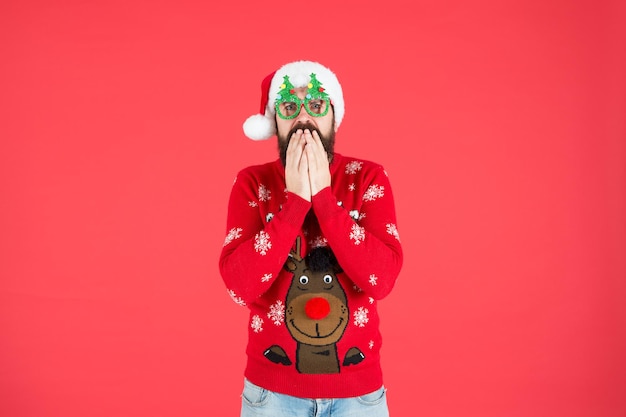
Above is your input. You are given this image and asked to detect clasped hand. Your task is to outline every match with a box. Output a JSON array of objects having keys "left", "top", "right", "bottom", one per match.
[{"left": 285, "top": 129, "right": 331, "bottom": 202}]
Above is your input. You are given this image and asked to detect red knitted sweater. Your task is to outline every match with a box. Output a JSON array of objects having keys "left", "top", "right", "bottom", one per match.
[{"left": 219, "top": 153, "right": 403, "bottom": 398}]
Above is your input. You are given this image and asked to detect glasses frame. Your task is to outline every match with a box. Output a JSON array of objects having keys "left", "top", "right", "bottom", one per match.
[{"left": 275, "top": 96, "right": 330, "bottom": 120}]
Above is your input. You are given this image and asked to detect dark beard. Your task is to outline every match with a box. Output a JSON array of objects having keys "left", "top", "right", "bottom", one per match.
[{"left": 278, "top": 121, "right": 335, "bottom": 166}]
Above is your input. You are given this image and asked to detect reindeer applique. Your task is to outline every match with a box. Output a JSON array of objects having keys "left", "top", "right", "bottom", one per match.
[{"left": 264, "top": 237, "right": 365, "bottom": 374}]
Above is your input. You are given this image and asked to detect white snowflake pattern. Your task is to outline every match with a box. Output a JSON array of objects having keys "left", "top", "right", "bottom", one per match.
[
  {"left": 369, "top": 340, "right": 374, "bottom": 349},
  {"left": 310, "top": 236, "right": 328, "bottom": 248},
  {"left": 359, "top": 212, "right": 366, "bottom": 221},
  {"left": 353, "top": 307, "right": 369, "bottom": 327},
  {"left": 353, "top": 285, "right": 363, "bottom": 293},
  {"left": 349, "top": 224, "right": 366, "bottom": 245},
  {"left": 258, "top": 184, "right": 271, "bottom": 202},
  {"left": 261, "top": 273, "right": 272, "bottom": 283},
  {"left": 251, "top": 315, "right": 264, "bottom": 333},
  {"left": 369, "top": 274, "right": 378, "bottom": 286},
  {"left": 223, "top": 227, "right": 243, "bottom": 246},
  {"left": 227, "top": 289, "right": 246, "bottom": 307},
  {"left": 369, "top": 297, "right": 375, "bottom": 304},
  {"left": 254, "top": 231, "right": 272, "bottom": 255},
  {"left": 362, "top": 184, "right": 385, "bottom": 202},
  {"left": 248, "top": 201, "right": 258, "bottom": 208},
  {"left": 345, "top": 161, "right": 363, "bottom": 174},
  {"left": 267, "top": 300, "right": 285, "bottom": 326},
  {"left": 386, "top": 223, "right": 400, "bottom": 241},
  {"left": 348, "top": 183, "right": 356, "bottom": 191}
]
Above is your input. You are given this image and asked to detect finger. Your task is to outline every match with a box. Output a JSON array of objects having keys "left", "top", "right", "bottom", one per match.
[
  {"left": 303, "top": 130, "right": 319, "bottom": 167},
  {"left": 286, "top": 130, "right": 304, "bottom": 166},
  {"left": 309, "top": 130, "right": 326, "bottom": 155},
  {"left": 305, "top": 130, "right": 327, "bottom": 168},
  {"left": 287, "top": 129, "right": 304, "bottom": 153},
  {"left": 300, "top": 145, "right": 309, "bottom": 172}
]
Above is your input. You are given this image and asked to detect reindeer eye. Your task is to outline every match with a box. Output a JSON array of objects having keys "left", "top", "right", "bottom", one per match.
[
  {"left": 299, "top": 275, "right": 309, "bottom": 285},
  {"left": 323, "top": 274, "right": 333, "bottom": 284}
]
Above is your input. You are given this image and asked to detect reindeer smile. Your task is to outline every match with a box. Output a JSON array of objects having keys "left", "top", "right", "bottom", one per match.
[{"left": 289, "top": 317, "right": 345, "bottom": 339}]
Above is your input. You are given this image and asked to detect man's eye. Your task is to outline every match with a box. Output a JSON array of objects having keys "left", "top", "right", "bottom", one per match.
[{"left": 308, "top": 100, "right": 325, "bottom": 113}]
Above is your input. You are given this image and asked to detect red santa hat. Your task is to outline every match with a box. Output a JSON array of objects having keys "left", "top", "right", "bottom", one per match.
[{"left": 243, "top": 60, "right": 345, "bottom": 141}]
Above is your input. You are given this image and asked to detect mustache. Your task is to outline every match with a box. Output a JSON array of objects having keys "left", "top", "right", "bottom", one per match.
[{"left": 287, "top": 122, "right": 321, "bottom": 138}]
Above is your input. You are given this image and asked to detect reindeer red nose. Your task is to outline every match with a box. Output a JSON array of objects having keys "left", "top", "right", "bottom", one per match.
[{"left": 305, "top": 297, "right": 330, "bottom": 320}]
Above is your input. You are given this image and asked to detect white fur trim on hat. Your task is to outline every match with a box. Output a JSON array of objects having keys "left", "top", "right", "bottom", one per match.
[{"left": 242, "top": 60, "right": 345, "bottom": 141}]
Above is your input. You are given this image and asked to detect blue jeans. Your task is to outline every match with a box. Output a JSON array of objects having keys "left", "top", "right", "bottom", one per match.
[{"left": 240, "top": 378, "right": 389, "bottom": 417}]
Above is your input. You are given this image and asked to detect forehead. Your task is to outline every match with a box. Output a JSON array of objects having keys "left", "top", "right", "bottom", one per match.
[
  {"left": 291, "top": 86, "right": 308, "bottom": 99},
  {"left": 273, "top": 86, "right": 310, "bottom": 102}
]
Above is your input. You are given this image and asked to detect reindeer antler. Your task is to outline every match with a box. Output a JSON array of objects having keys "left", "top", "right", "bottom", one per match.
[
  {"left": 288, "top": 236, "right": 303, "bottom": 261},
  {"left": 284, "top": 236, "right": 304, "bottom": 273}
]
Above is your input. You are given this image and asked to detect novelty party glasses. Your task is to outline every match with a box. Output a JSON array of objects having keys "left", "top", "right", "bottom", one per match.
[{"left": 274, "top": 73, "right": 331, "bottom": 120}]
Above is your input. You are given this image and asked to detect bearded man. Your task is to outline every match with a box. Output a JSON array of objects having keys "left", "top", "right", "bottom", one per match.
[{"left": 219, "top": 60, "right": 403, "bottom": 417}]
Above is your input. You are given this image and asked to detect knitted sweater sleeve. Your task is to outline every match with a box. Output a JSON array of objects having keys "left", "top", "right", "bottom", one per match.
[
  {"left": 312, "top": 164, "right": 403, "bottom": 300},
  {"left": 219, "top": 167, "right": 311, "bottom": 304}
]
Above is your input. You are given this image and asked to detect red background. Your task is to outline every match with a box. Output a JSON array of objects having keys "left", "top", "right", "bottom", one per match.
[{"left": 1, "top": 1, "right": 625, "bottom": 416}]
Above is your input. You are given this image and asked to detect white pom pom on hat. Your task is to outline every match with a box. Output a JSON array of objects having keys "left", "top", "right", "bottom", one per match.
[
  {"left": 242, "top": 60, "right": 345, "bottom": 141},
  {"left": 243, "top": 113, "right": 276, "bottom": 141}
]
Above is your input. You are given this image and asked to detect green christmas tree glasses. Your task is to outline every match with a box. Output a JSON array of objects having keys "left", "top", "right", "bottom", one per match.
[{"left": 275, "top": 73, "right": 331, "bottom": 120}]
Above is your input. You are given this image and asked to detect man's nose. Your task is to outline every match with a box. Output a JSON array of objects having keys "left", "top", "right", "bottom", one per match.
[{"left": 295, "top": 102, "right": 312, "bottom": 122}]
